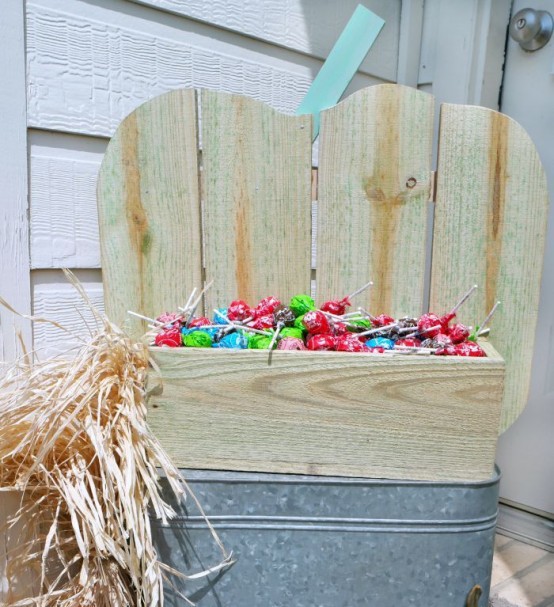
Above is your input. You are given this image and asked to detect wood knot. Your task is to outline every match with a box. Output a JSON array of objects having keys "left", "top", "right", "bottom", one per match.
[{"left": 406, "top": 177, "right": 417, "bottom": 189}]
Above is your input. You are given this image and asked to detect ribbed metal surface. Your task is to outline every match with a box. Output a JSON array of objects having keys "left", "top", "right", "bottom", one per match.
[{"left": 152, "top": 468, "right": 500, "bottom": 606}]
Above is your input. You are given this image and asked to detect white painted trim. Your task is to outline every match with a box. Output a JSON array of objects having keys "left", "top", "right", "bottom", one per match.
[
  {"left": 419, "top": 0, "right": 512, "bottom": 108},
  {"left": 497, "top": 502, "right": 554, "bottom": 553},
  {"left": 397, "top": 0, "right": 425, "bottom": 86},
  {"left": 0, "top": 0, "right": 31, "bottom": 362}
]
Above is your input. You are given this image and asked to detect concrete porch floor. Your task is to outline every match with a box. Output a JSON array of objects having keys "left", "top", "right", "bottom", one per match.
[{"left": 490, "top": 534, "right": 554, "bottom": 606}]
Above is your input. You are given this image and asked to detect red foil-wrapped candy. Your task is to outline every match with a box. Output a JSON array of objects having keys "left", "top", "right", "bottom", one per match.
[
  {"left": 307, "top": 334, "right": 336, "bottom": 351},
  {"left": 367, "top": 346, "right": 385, "bottom": 354},
  {"left": 434, "top": 333, "right": 452, "bottom": 346},
  {"left": 335, "top": 334, "right": 367, "bottom": 352},
  {"left": 332, "top": 322, "right": 349, "bottom": 336},
  {"left": 277, "top": 337, "right": 307, "bottom": 351},
  {"left": 417, "top": 313, "right": 441, "bottom": 338},
  {"left": 156, "top": 312, "right": 182, "bottom": 328},
  {"left": 254, "top": 296, "right": 281, "bottom": 318},
  {"left": 188, "top": 316, "right": 211, "bottom": 328},
  {"left": 321, "top": 297, "right": 351, "bottom": 316},
  {"left": 227, "top": 300, "right": 253, "bottom": 321},
  {"left": 454, "top": 342, "right": 486, "bottom": 357},
  {"left": 395, "top": 337, "right": 422, "bottom": 348},
  {"left": 449, "top": 323, "right": 470, "bottom": 344},
  {"left": 155, "top": 328, "right": 182, "bottom": 347},
  {"left": 372, "top": 314, "right": 395, "bottom": 327},
  {"left": 251, "top": 314, "right": 275, "bottom": 330},
  {"left": 303, "top": 310, "right": 331, "bottom": 335}
]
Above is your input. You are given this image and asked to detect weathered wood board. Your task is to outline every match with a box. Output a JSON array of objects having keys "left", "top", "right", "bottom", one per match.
[
  {"left": 316, "top": 84, "right": 434, "bottom": 317},
  {"left": 431, "top": 104, "right": 549, "bottom": 432},
  {"left": 147, "top": 342, "right": 504, "bottom": 482},
  {"left": 201, "top": 90, "right": 312, "bottom": 312},
  {"left": 97, "top": 89, "right": 202, "bottom": 336}
]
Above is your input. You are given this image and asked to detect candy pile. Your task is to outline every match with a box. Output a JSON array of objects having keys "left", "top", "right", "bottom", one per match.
[{"left": 132, "top": 283, "right": 500, "bottom": 357}]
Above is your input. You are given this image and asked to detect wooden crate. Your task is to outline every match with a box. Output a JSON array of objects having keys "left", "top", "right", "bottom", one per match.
[{"left": 97, "top": 84, "right": 548, "bottom": 482}]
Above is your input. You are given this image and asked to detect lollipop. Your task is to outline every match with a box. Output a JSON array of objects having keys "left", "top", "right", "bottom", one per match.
[
  {"left": 449, "top": 323, "right": 470, "bottom": 344},
  {"left": 416, "top": 314, "right": 442, "bottom": 338},
  {"left": 372, "top": 314, "right": 395, "bottom": 328},
  {"left": 366, "top": 337, "right": 394, "bottom": 350},
  {"left": 289, "top": 294, "right": 316, "bottom": 317},
  {"left": 278, "top": 337, "right": 307, "bottom": 351},
  {"left": 335, "top": 334, "right": 367, "bottom": 352},
  {"left": 251, "top": 315, "right": 275, "bottom": 330},
  {"left": 227, "top": 300, "right": 253, "bottom": 322},
  {"left": 320, "top": 280, "right": 373, "bottom": 316},
  {"left": 303, "top": 311, "right": 331, "bottom": 335},
  {"left": 307, "top": 334, "right": 336, "bottom": 351},
  {"left": 154, "top": 328, "right": 181, "bottom": 347},
  {"left": 215, "top": 333, "right": 248, "bottom": 349},
  {"left": 183, "top": 331, "right": 213, "bottom": 348},
  {"left": 439, "top": 284, "right": 478, "bottom": 330},
  {"left": 248, "top": 334, "right": 275, "bottom": 350},
  {"left": 253, "top": 296, "right": 281, "bottom": 318},
  {"left": 280, "top": 327, "right": 304, "bottom": 340},
  {"left": 188, "top": 316, "right": 211, "bottom": 328},
  {"left": 274, "top": 306, "right": 296, "bottom": 326}
]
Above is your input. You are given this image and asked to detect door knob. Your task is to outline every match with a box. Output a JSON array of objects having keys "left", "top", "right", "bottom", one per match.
[{"left": 509, "top": 8, "right": 553, "bottom": 51}]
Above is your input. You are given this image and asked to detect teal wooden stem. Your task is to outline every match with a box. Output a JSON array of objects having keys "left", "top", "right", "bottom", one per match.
[{"left": 296, "top": 4, "right": 385, "bottom": 140}]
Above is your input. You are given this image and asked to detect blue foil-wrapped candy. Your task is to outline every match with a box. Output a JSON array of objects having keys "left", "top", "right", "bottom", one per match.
[
  {"left": 213, "top": 308, "right": 229, "bottom": 324},
  {"left": 214, "top": 332, "right": 248, "bottom": 349},
  {"left": 366, "top": 337, "right": 394, "bottom": 350}
]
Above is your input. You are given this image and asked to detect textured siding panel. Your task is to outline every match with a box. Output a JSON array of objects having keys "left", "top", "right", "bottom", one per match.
[
  {"left": 27, "top": 1, "right": 379, "bottom": 137},
  {"left": 30, "top": 133, "right": 106, "bottom": 269},
  {"left": 130, "top": 0, "right": 401, "bottom": 80},
  {"left": 31, "top": 271, "right": 104, "bottom": 358}
]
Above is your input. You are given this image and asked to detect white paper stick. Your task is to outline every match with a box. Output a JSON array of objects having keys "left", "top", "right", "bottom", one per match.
[
  {"left": 357, "top": 307, "right": 377, "bottom": 321},
  {"left": 404, "top": 324, "right": 441, "bottom": 339},
  {"left": 185, "top": 280, "right": 214, "bottom": 327},
  {"left": 267, "top": 322, "right": 283, "bottom": 350},
  {"left": 128, "top": 310, "right": 163, "bottom": 326},
  {"left": 357, "top": 322, "right": 398, "bottom": 337},
  {"left": 347, "top": 280, "right": 373, "bottom": 300},
  {"left": 476, "top": 301, "right": 501, "bottom": 336},
  {"left": 450, "top": 284, "right": 478, "bottom": 315}
]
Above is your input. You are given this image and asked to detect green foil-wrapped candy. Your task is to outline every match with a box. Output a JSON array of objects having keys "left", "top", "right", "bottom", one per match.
[
  {"left": 248, "top": 334, "right": 275, "bottom": 350},
  {"left": 293, "top": 314, "right": 308, "bottom": 332},
  {"left": 280, "top": 327, "right": 304, "bottom": 340},
  {"left": 289, "top": 294, "right": 316, "bottom": 317},
  {"left": 348, "top": 318, "right": 372, "bottom": 330},
  {"left": 183, "top": 330, "right": 213, "bottom": 348}
]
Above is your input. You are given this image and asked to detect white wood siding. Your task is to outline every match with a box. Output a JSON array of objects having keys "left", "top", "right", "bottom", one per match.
[
  {"left": 17, "top": 0, "right": 510, "bottom": 356},
  {"left": 0, "top": 0, "right": 32, "bottom": 362},
  {"left": 25, "top": 0, "right": 401, "bottom": 354}
]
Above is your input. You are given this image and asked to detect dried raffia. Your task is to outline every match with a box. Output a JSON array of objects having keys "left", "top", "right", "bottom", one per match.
[{"left": 0, "top": 271, "right": 233, "bottom": 607}]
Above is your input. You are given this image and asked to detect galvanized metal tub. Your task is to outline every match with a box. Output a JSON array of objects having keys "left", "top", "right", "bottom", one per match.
[{"left": 152, "top": 467, "right": 500, "bottom": 606}]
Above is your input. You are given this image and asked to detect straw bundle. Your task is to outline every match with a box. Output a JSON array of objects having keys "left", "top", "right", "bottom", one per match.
[{"left": 0, "top": 276, "right": 232, "bottom": 606}]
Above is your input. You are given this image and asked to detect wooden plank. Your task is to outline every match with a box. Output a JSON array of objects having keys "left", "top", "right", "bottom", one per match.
[
  {"left": 0, "top": 0, "right": 31, "bottom": 362},
  {"left": 430, "top": 104, "right": 549, "bottom": 432},
  {"left": 97, "top": 89, "right": 202, "bottom": 336},
  {"left": 316, "top": 84, "right": 434, "bottom": 316},
  {"left": 26, "top": 0, "right": 379, "bottom": 138},
  {"left": 147, "top": 345, "right": 504, "bottom": 482},
  {"left": 30, "top": 132, "right": 106, "bottom": 269},
  {"left": 201, "top": 90, "right": 312, "bottom": 311},
  {"left": 129, "top": 0, "right": 401, "bottom": 81},
  {"left": 32, "top": 270, "right": 104, "bottom": 359}
]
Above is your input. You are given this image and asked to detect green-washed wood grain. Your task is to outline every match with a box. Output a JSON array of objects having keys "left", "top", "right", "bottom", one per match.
[{"left": 431, "top": 104, "right": 549, "bottom": 433}]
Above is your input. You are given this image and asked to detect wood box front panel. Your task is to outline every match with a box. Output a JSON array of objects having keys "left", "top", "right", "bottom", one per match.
[{"left": 146, "top": 343, "right": 504, "bottom": 482}]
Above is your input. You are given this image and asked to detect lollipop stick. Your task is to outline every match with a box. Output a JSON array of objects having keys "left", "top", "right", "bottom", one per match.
[
  {"left": 450, "top": 284, "right": 478, "bottom": 315},
  {"left": 476, "top": 301, "right": 501, "bottom": 336},
  {"left": 357, "top": 322, "right": 398, "bottom": 337},
  {"left": 347, "top": 280, "right": 373, "bottom": 301},
  {"left": 128, "top": 310, "right": 163, "bottom": 326},
  {"left": 357, "top": 307, "right": 377, "bottom": 321},
  {"left": 185, "top": 280, "right": 214, "bottom": 327},
  {"left": 268, "top": 322, "right": 283, "bottom": 351},
  {"left": 405, "top": 324, "right": 441, "bottom": 339}
]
